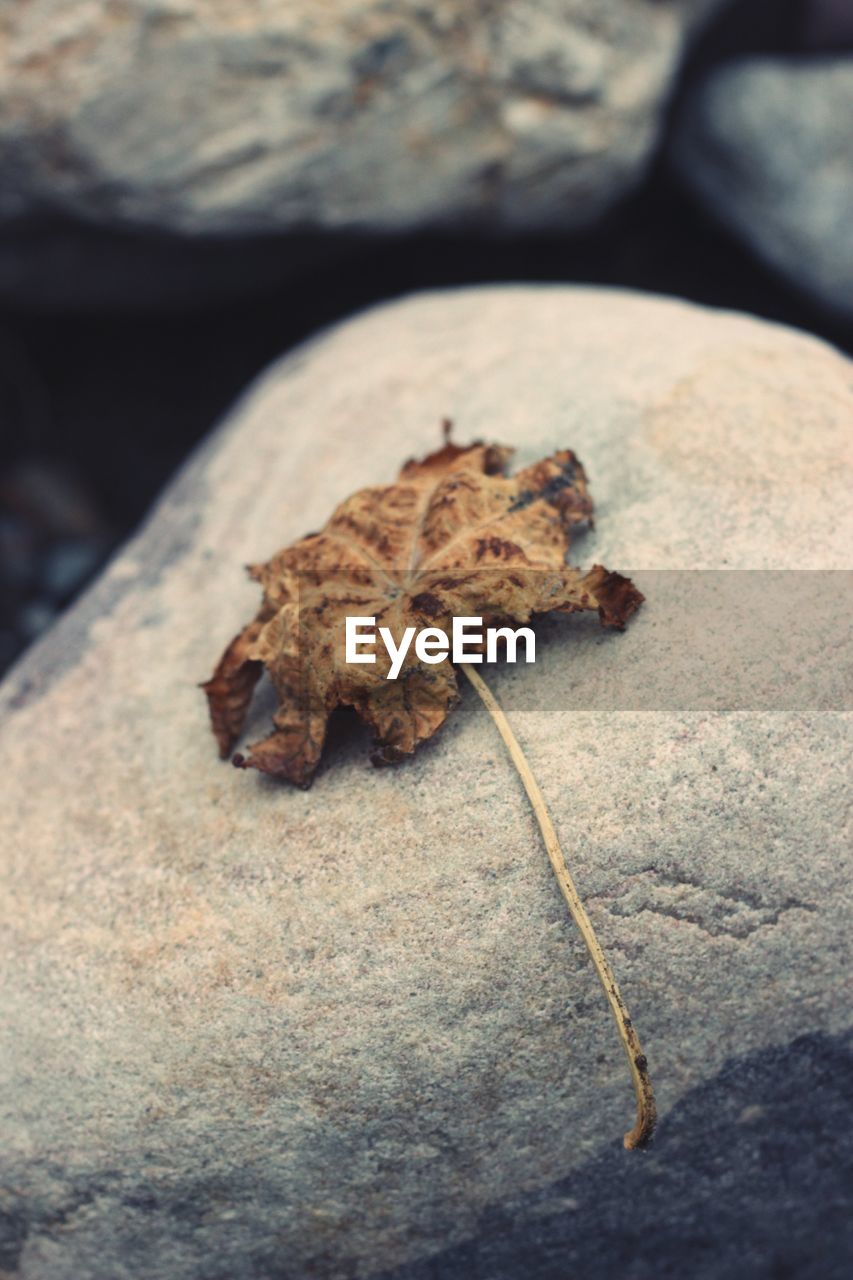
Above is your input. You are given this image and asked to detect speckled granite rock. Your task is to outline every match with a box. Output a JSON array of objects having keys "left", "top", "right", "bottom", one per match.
[
  {"left": 671, "top": 56, "right": 853, "bottom": 320},
  {"left": 0, "top": 288, "right": 851, "bottom": 1279},
  {"left": 0, "top": 1, "right": 722, "bottom": 305}
]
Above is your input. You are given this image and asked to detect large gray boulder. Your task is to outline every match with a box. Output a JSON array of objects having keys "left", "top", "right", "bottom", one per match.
[
  {"left": 671, "top": 56, "right": 853, "bottom": 321},
  {"left": 0, "top": 1, "right": 721, "bottom": 305},
  {"left": 1, "top": 288, "right": 851, "bottom": 1279}
]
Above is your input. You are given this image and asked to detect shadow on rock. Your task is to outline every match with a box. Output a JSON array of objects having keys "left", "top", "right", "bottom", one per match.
[{"left": 385, "top": 1030, "right": 853, "bottom": 1280}]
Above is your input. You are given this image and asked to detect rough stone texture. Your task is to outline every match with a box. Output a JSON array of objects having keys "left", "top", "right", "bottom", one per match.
[
  {"left": 388, "top": 1030, "right": 853, "bottom": 1280},
  {"left": 1, "top": 288, "right": 851, "bottom": 1279},
  {"left": 0, "top": 2, "right": 720, "bottom": 304},
  {"left": 671, "top": 56, "right": 853, "bottom": 321}
]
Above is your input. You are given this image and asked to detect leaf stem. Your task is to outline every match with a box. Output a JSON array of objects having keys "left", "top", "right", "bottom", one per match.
[{"left": 461, "top": 664, "right": 656, "bottom": 1150}]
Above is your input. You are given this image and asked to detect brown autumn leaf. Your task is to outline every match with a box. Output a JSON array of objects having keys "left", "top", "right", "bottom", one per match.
[
  {"left": 203, "top": 436, "right": 642, "bottom": 787},
  {"left": 203, "top": 430, "right": 657, "bottom": 1149}
]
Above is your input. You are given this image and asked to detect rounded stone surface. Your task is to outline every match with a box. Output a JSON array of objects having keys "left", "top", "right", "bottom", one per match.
[{"left": 0, "top": 288, "right": 850, "bottom": 1278}]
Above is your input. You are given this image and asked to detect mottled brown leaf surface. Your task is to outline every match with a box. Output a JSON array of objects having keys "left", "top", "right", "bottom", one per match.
[{"left": 204, "top": 438, "right": 642, "bottom": 785}]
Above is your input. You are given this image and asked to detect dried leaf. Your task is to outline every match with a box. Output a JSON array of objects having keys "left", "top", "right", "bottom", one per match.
[
  {"left": 203, "top": 433, "right": 656, "bottom": 1146},
  {"left": 204, "top": 437, "right": 642, "bottom": 786}
]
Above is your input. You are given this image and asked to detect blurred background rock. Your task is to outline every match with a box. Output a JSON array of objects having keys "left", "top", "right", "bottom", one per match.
[{"left": 1, "top": 0, "right": 851, "bottom": 674}]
